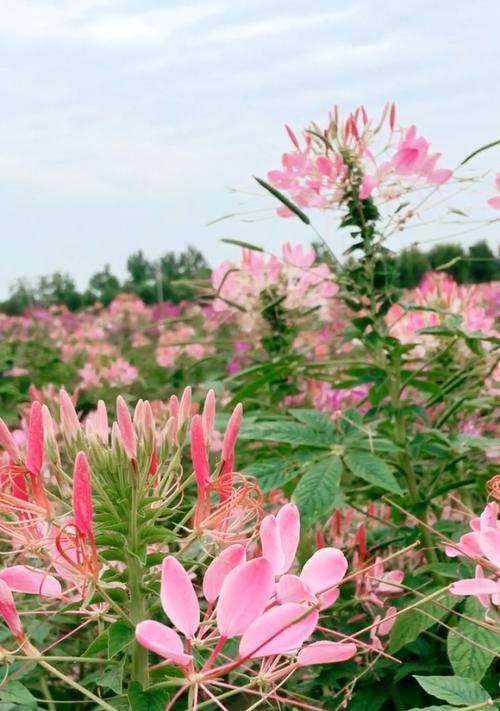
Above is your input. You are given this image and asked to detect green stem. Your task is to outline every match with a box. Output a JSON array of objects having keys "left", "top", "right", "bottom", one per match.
[
  {"left": 40, "top": 676, "right": 56, "bottom": 711},
  {"left": 128, "top": 465, "right": 149, "bottom": 687},
  {"left": 38, "top": 660, "right": 116, "bottom": 711}
]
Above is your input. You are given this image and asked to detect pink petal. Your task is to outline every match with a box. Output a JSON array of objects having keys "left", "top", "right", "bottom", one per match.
[
  {"left": 487, "top": 195, "right": 500, "bottom": 209},
  {"left": 116, "top": 396, "right": 137, "bottom": 460},
  {"left": 449, "top": 578, "right": 500, "bottom": 596},
  {"left": 378, "top": 570, "right": 404, "bottom": 593},
  {"left": 359, "top": 174, "right": 376, "bottom": 199},
  {"left": 135, "top": 620, "right": 192, "bottom": 666},
  {"left": 239, "top": 602, "right": 318, "bottom": 658},
  {"left": 73, "top": 451, "right": 93, "bottom": 537},
  {"left": 276, "top": 575, "right": 315, "bottom": 604},
  {"left": 26, "top": 401, "right": 44, "bottom": 476},
  {"left": 260, "top": 515, "right": 285, "bottom": 575},
  {"left": 0, "top": 566, "right": 61, "bottom": 598},
  {"left": 203, "top": 545, "right": 247, "bottom": 604},
  {"left": 318, "top": 587, "right": 340, "bottom": 610},
  {"left": 276, "top": 503, "right": 300, "bottom": 574},
  {"left": 300, "top": 548, "right": 348, "bottom": 597},
  {"left": 0, "top": 579, "right": 23, "bottom": 639},
  {"left": 479, "top": 529, "right": 500, "bottom": 567},
  {"left": 161, "top": 557, "right": 200, "bottom": 638},
  {"left": 297, "top": 641, "right": 357, "bottom": 666},
  {"left": 428, "top": 168, "right": 453, "bottom": 184},
  {"left": 217, "top": 558, "right": 274, "bottom": 638},
  {"left": 178, "top": 386, "right": 192, "bottom": 427}
]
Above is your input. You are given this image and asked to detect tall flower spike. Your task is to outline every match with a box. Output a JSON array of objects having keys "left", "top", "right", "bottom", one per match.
[
  {"left": 0, "top": 417, "right": 20, "bottom": 462},
  {"left": 59, "top": 389, "right": 80, "bottom": 443},
  {"left": 26, "top": 401, "right": 44, "bottom": 476},
  {"left": 0, "top": 579, "right": 24, "bottom": 642},
  {"left": 95, "top": 400, "right": 109, "bottom": 442},
  {"left": 116, "top": 396, "right": 137, "bottom": 460},
  {"left": 73, "top": 451, "right": 93, "bottom": 537},
  {"left": 190, "top": 415, "right": 210, "bottom": 491}
]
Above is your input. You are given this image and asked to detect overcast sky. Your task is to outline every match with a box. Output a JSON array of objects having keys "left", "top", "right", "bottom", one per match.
[{"left": 0, "top": 0, "right": 499, "bottom": 296}]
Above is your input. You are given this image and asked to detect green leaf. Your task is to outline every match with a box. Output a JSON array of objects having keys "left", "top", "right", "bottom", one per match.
[
  {"left": 220, "top": 238, "right": 264, "bottom": 252},
  {"left": 81, "top": 629, "right": 108, "bottom": 657},
  {"left": 239, "top": 421, "right": 331, "bottom": 448},
  {"left": 0, "top": 681, "right": 37, "bottom": 709},
  {"left": 289, "top": 408, "right": 338, "bottom": 437},
  {"left": 128, "top": 682, "right": 170, "bottom": 711},
  {"left": 97, "top": 665, "right": 124, "bottom": 694},
  {"left": 254, "top": 176, "right": 311, "bottom": 224},
  {"left": 108, "top": 620, "right": 135, "bottom": 658},
  {"left": 447, "top": 597, "right": 500, "bottom": 681},
  {"left": 243, "top": 457, "right": 300, "bottom": 492},
  {"left": 293, "top": 456, "right": 342, "bottom": 522},
  {"left": 343, "top": 451, "right": 402, "bottom": 494},
  {"left": 389, "top": 591, "right": 458, "bottom": 653},
  {"left": 413, "top": 675, "right": 490, "bottom": 706}
]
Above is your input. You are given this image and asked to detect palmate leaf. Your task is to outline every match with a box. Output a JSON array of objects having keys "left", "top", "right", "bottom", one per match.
[
  {"left": 128, "top": 682, "right": 170, "bottom": 711},
  {"left": 0, "top": 681, "right": 37, "bottom": 709},
  {"left": 293, "top": 455, "right": 342, "bottom": 522},
  {"left": 343, "top": 451, "right": 403, "bottom": 494},
  {"left": 413, "top": 675, "right": 490, "bottom": 706}
]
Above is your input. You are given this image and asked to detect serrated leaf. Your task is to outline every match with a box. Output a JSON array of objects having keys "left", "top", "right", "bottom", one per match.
[
  {"left": 447, "top": 597, "right": 500, "bottom": 681},
  {"left": 293, "top": 456, "right": 342, "bottom": 522},
  {"left": 413, "top": 675, "right": 489, "bottom": 706},
  {"left": 389, "top": 591, "right": 458, "bottom": 653},
  {"left": 0, "top": 682, "right": 37, "bottom": 709},
  {"left": 128, "top": 682, "right": 170, "bottom": 711},
  {"left": 239, "top": 421, "right": 330, "bottom": 448},
  {"left": 289, "top": 408, "right": 337, "bottom": 437},
  {"left": 343, "top": 451, "right": 402, "bottom": 494},
  {"left": 108, "top": 620, "right": 135, "bottom": 658}
]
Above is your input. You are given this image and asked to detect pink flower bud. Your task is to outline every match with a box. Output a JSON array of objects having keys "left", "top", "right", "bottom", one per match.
[
  {"left": 73, "top": 451, "right": 93, "bottom": 537},
  {"left": 201, "top": 389, "right": 216, "bottom": 443},
  {"left": 190, "top": 415, "right": 210, "bottom": 492},
  {"left": 26, "top": 401, "right": 44, "bottom": 476},
  {"left": 178, "top": 387, "right": 192, "bottom": 427},
  {"left": 168, "top": 394, "right": 179, "bottom": 418},
  {"left": 0, "top": 417, "right": 20, "bottom": 463},
  {"left": 221, "top": 403, "right": 243, "bottom": 469},
  {"left": 59, "top": 389, "right": 80, "bottom": 442},
  {"left": 116, "top": 396, "right": 137, "bottom": 460},
  {"left": 164, "top": 416, "right": 178, "bottom": 449}
]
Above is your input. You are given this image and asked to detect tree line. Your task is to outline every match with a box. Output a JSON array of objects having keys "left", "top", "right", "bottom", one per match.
[{"left": 1, "top": 241, "right": 498, "bottom": 316}]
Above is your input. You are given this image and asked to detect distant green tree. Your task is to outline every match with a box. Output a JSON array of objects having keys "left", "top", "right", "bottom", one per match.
[
  {"left": 0, "top": 279, "right": 36, "bottom": 315},
  {"left": 37, "top": 272, "right": 82, "bottom": 310},
  {"left": 467, "top": 240, "right": 499, "bottom": 282},
  {"left": 159, "top": 246, "right": 210, "bottom": 302},
  {"left": 397, "top": 247, "right": 431, "bottom": 288},
  {"left": 427, "top": 243, "right": 469, "bottom": 283},
  {"left": 88, "top": 265, "right": 121, "bottom": 306}
]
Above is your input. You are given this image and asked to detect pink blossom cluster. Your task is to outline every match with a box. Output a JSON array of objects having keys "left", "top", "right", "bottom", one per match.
[{"left": 266, "top": 104, "right": 453, "bottom": 218}]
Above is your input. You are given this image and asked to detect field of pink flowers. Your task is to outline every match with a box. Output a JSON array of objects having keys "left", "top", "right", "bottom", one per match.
[{"left": 0, "top": 104, "right": 498, "bottom": 710}]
